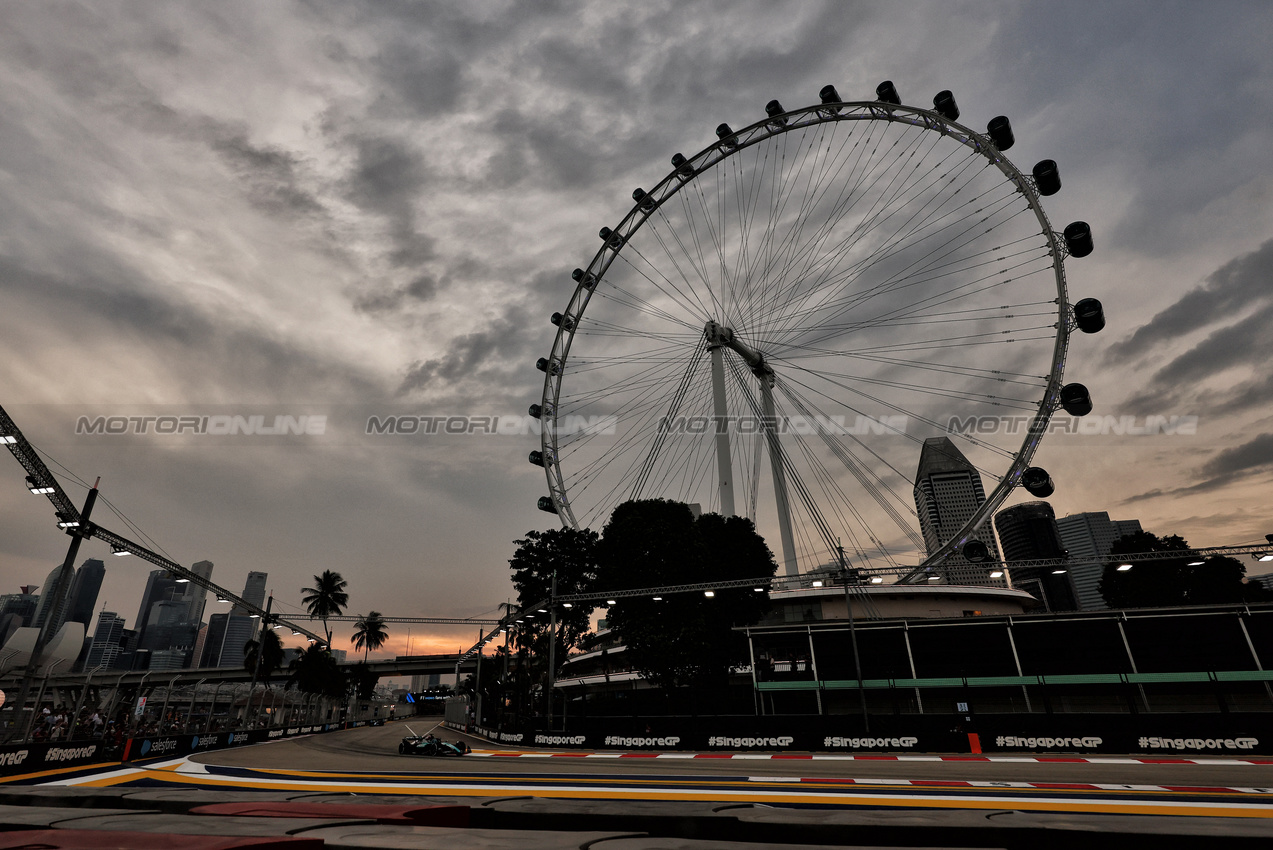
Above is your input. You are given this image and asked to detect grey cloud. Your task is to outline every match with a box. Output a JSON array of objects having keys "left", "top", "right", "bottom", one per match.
[
  {"left": 1146, "top": 302, "right": 1273, "bottom": 387},
  {"left": 1122, "top": 432, "right": 1273, "bottom": 502},
  {"left": 1116, "top": 240, "right": 1273, "bottom": 416},
  {"left": 397, "top": 309, "right": 525, "bottom": 397},
  {"left": 343, "top": 135, "right": 436, "bottom": 269},
  {"left": 1109, "top": 238, "right": 1273, "bottom": 361},
  {"left": 369, "top": 39, "right": 465, "bottom": 117},
  {"left": 0, "top": 255, "right": 383, "bottom": 403},
  {"left": 1199, "top": 432, "right": 1273, "bottom": 480},
  {"left": 209, "top": 133, "right": 325, "bottom": 218},
  {"left": 354, "top": 274, "right": 440, "bottom": 313}
]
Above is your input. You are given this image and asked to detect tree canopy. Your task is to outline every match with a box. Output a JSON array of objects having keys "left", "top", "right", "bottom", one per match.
[
  {"left": 508, "top": 527, "right": 599, "bottom": 671},
  {"left": 301, "top": 570, "right": 349, "bottom": 645},
  {"left": 351, "top": 611, "right": 388, "bottom": 661},
  {"left": 596, "top": 500, "right": 776, "bottom": 689},
  {"left": 243, "top": 628, "right": 285, "bottom": 685},
  {"left": 1098, "top": 531, "right": 1269, "bottom": 608},
  {"left": 287, "top": 644, "right": 346, "bottom": 699}
]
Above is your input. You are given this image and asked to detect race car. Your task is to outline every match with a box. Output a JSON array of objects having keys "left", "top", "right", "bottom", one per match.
[{"left": 398, "top": 727, "right": 471, "bottom": 756}]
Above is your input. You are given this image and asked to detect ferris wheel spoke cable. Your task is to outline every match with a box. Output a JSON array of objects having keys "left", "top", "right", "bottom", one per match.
[
  {"left": 765, "top": 186, "right": 1032, "bottom": 350},
  {"left": 758, "top": 165, "right": 1022, "bottom": 346},
  {"left": 781, "top": 365, "right": 1017, "bottom": 482},
  {"left": 759, "top": 124, "right": 966, "bottom": 341},
  {"left": 629, "top": 337, "right": 708, "bottom": 502},
  {"left": 777, "top": 378, "right": 926, "bottom": 554},
  {"left": 773, "top": 347, "right": 1048, "bottom": 390},
  {"left": 764, "top": 229, "right": 1045, "bottom": 348}
]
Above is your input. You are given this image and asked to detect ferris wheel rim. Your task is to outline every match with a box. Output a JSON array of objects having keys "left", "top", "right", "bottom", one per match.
[{"left": 538, "top": 95, "right": 1074, "bottom": 572}]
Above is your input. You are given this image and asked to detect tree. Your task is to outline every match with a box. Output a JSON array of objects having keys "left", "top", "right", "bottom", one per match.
[
  {"left": 301, "top": 570, "right": 349, "bottom": 645},
  {"left": 351, "top": 611, "right": 388, "bottom": 661},
  {"left": 347, "top": 662, "right": 379, "bottom": 702},
  {"left": 596, "top": 499, "right": 776, "bottom": 689},
  {"left": 508, "top": 527, "right": 599, "bottom": 677},
  {"left": 1099, "top": 531, "right": 1262, "bottom": 608},
  {"left": 243, "top": 628, "right": 285, "bottom": 685},
  {"left": 287, "top": 644, "right": 346, "bottom": 699}
]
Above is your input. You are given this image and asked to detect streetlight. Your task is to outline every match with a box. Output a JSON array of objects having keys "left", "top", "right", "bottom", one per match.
[
  {"left": 837, "top": 543, "right": 870, "bottom": 736},
  {"left": 1116, "top": 563, "right": 1133, "bottom": 572}
]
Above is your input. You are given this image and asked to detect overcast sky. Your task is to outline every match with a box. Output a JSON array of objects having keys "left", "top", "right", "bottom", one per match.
[{"left": 2, "top": 1, "right": 1271, "bottom": 661}]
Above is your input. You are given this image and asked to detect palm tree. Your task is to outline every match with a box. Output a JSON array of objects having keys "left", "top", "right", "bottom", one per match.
[
  {"left": 243, "top": 628, "right": 285, "bottom": 685},
  {"left": 351, "top": 611, "right": 388, "bottom": 662},
  {"left": 287, "top": 644, "right": 346, "bottom": 699},
  {"left": 301, "top": 570, "right": 348, "bottom": 645}
]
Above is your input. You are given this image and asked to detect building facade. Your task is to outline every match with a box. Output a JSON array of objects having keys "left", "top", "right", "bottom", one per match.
[
  {"left": 913, "top": 437, "right": 1003, "bottom": 586},
  {"left": 85, "top": 611, "right": 127, "bottom": 670},
  {"left": 993, "top": 501, "right": 1078, "bottom": 611},
  {"left": 1055, "top": 512, "right": 1144, "bottom": 610}
]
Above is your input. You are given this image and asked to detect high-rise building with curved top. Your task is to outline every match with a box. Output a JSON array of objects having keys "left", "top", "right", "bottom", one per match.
[{"left": 913, "top": 437, "right": 1004, "bottom": 586}]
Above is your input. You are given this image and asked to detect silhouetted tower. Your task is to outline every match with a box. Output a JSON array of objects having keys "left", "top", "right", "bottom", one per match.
[
  {"left": 183, "top": 560, "right": 214, "bottom": 626},
  {"left": 66, "top": 558, "right": 106, "bottom": 628},
  {"left": 85, "top": 611, "right": 126, "bottom": 670},
  {"left": 1055, "top": 512, "right": 1144, "bottom": 610},
  {"left": 993, "top": 502, "right": 1077, "bottom": 611},
  {"left": 913, "top": 437, "right": 1003, "bottom": 586}
]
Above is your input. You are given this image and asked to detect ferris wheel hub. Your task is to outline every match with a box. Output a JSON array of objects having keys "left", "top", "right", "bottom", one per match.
[{"left": 704, "top": 321, "right": 772, "bottom": 381}]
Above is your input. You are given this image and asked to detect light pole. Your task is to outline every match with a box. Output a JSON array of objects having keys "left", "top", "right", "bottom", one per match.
[
  {"left": 71, "top": 665, "right": 104, "bottom": 739},
  {"left": 157, "top": 675, "right": 180, "bottom": 733},
  {"left": 838, "top": 543, "right": 870, "bottom": 735},
  {"left": 11, "top": 480, "right": 101, "bottom": 743},
  {"left": 546, "top": 571, "right": 558, "bottom": 731},
  {"left": 23, "top": 658, "right": 66, "bottom": 742},
  {"left": 184, "top": 678, "right": 205, "bottom": 733},
  {"left": 205, "top": 681, "right": 225, "bottom": 734},
  {"left": 246, "top": 595, "right": 273, "bottom": 728}
]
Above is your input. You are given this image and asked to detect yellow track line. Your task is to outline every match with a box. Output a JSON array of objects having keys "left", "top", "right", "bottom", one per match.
[{"left": 61, "top": 764, "right": 1273, "bottom": 819}]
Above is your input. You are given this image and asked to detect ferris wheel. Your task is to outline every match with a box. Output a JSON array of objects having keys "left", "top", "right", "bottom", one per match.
[{"left": 531, "top": 81, "right": 1104, "bottom": 581}]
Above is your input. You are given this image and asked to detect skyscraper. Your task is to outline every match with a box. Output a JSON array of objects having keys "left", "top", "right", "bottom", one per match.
[
  {"left": 913, "top": 437, "right": 1003, "bottom": 586},
  {"left": 217, "top": 614, "right": 258, "bottom": 669},
  {"left": 135, "top": 570, "right": 179, "bottom": 638},
  {"left": 236, "top": 571, "right": 267, "bottom": 614},
  {"left": 85, "top": 611, "right": 126, "bottom": 670},
  {"left": 183, "top": 560, "right": 214, "bottom": 626},
  {"left": 66, "top": 558, "right": 106, "bottom": 628},
  {"left": 1055, "top": 512, "right": 1144, "bottom": 610},
  {"left": 993, "top": 501, "right": 1078, "bottom": 611},
  {"left": 0, "top": 587, "right": 40, "bottom": 645},
  {"left": 32, "top": 564, "right": 67, "bottom": 631}
]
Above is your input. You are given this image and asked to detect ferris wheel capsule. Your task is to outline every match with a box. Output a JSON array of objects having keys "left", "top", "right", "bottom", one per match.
[
  {"left": 1021, "top": 467, "right": 1056, "bottom": 498},
  {"left": 933, "top": 90, "right": 959, "bottom": 120},
  {"left": 1073, "top": 298, "right": 1106, "bottom": 333},
  {"left": 987, "top": 115, "right": 1015, "bottom": 150}
]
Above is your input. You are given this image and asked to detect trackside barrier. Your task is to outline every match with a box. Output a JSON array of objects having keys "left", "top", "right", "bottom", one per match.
[
  {"left": 0, "top": 718, "right": 390, "bottom": 778},
  {"left": 452, "top": 712, "right": 1273, "bottom": 755}
]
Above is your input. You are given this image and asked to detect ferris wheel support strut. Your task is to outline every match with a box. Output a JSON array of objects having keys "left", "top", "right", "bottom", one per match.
[
  {"left": 708, "top": 344, "right": 737, "bottom": 518},
  {"left": 705, "top": 320, "right": 798, "bottom": 576}
]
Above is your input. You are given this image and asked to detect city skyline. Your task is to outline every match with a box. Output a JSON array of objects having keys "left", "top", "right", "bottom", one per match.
[{"left": 2, "top": 2, "right": 1272, "bottom": 658}]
